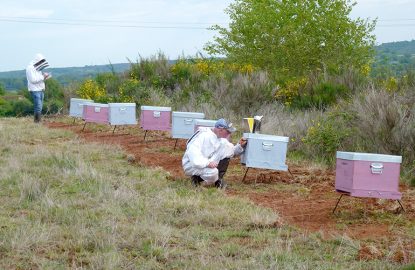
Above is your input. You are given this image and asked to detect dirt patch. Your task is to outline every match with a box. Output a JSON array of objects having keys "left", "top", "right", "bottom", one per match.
[{"left": 45, "top": 119, "right": 415, "bottom": 241}]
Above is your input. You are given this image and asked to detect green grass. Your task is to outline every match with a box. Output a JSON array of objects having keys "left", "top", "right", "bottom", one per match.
[{"left": 0, "top": 117, "right": 409, "bottom": 269}]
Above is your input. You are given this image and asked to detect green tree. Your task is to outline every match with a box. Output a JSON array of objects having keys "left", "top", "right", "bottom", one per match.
[{"left": 205, "top": 0, "right": 376, "bottom": 76}]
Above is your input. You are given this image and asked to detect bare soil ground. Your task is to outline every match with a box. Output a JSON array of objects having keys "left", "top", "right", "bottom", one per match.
[{"left": 45, "top": 120, "right": 415, "bottom": 248}]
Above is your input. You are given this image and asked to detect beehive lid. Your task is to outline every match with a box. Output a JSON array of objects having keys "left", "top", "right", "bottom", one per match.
[
  {"left": 109, "top": 103, "right": 136, "bottom": 107},
  {"left": 336, "top": 151, "right": 402, "bottom": 163},
  {"left": 87, "top": 103, "right": 109, "bottom": 108},
  {"left": 172, "top": 111, "right": 205, "bottom": 118},
  {"left": 195, "top": 119, "right": 216, "bottom": 125},
  {"left": 71, "top": 98, "right": 93, "bottom": 102},
  {"left": 243, "top": 133, "right": 289, "bottom": 142},
  {"left": 141, "top": 106, "right": 171, "bottom": 111}
]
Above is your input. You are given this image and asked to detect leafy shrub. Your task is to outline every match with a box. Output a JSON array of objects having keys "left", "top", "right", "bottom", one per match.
[
  {"left": 10, "top": 98, "right": 33, "bottom": 116},
  {"left": 118, "top": 79, "right": 151, "bottom": 106},
  {"left": 275, "top": 77, "right": 308, "bottom": 106},
  {"left": 77, "top": 79, "right": 106, "bottom": 102},
  {"left": 45, "top": 78, "right": 64, "bottom": 100},
  {"left": 95, "top": 72, "right": 121, "bottom": 98},
  {"left": 302, "top": 110, "right": 354, "bottom": 165},
  {"left": 276, "top": 78, "right": 350, "bottom": 109},
  {"left": 44, "top": 99, "right": 64, "bottom": 114},
  {"left": 0, "top": 83, "right": 5, "bottom": 96},
  {"left": 129, "top": 52, "right": 173, "bottom": 89},
  {"left": 171, "top": 59, "right": 195, "bottom": 82},
  {"left": 0, "top": 97, "right": 12, "bottom": 116}
]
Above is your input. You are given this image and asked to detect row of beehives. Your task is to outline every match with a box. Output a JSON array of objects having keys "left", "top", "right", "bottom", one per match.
[
  {"left": 70, "top": 98, "right": 216, "bottom": 138},
  {"left": 69, "top": 98, "right": 404, "bottom": 206}
]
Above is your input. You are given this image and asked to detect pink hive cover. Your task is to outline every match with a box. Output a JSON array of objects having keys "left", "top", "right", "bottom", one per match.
[
  {"left": 83, "top": 104, "right": 109, "bottom": 124},
  {"left": 140, "top": 109, "right": 171, "bottom": 131},
  {"left": 335, "top": 152, "right": 402, "bottom": 200}
]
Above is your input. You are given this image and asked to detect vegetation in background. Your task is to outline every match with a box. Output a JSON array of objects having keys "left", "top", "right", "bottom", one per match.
[{"left": 205, "top": 0, "right": 376, "bottom": 77}]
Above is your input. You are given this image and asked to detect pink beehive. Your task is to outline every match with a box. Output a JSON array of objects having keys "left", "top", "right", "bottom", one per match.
[
  {"left": 82, "top": 103, "right": 109, "bottom": 124},
  {"left": 335, "top": 151, "right": 402, "bottom": 199},
  {"left": 140, "top": 106, "right": 171, "bottom": 131}
]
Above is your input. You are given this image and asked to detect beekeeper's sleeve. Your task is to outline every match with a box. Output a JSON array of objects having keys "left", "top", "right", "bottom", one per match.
[{"left": 26, "top": 67, "right": 44, "bottom": 84}]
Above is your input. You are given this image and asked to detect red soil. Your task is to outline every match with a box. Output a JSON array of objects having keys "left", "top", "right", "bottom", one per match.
[{"left": 45, "top": 120, "right": 415, "bottom": 243}]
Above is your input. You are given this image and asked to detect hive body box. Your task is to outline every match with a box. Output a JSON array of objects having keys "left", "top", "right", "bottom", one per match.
[
  {"left": 108, "top": 103, "right": 137, "bottom": 125},
  {"left": 241, "top": 133, "right": 289, "bottom": 171},
  {"left": 335, "top": 151, "right": 402, "bottom": 199},
  {"left": 82, "top": 103, "right": 109, "bottom": 124},
  {"left": 193, "top": 119, "right": 216, "bottom": 132},
  {"left": 69, "top": 98, "right": 93, "bottom": 118},
  {"left": 172, "top": 112, "right": 205, "bottom": 139},
  {"left": 140, "top": 106, "right": 171, "bottom": 131}
]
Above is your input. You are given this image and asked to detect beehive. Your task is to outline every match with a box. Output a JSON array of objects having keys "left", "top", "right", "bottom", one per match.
[{"left": 335, "top": 151, "right": 402, "bottom": 199}]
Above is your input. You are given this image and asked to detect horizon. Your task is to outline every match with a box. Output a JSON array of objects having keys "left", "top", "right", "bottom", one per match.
[{"left": 2, "top": 39, "right": 415, "bottom": 73}]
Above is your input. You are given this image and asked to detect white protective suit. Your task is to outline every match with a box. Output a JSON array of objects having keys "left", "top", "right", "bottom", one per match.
[
  {"left": 182, "top": 127, "right": 244, "bottom": 184},
  {"left": 26, "top": 53, "right": 49, "bottom": 92}
]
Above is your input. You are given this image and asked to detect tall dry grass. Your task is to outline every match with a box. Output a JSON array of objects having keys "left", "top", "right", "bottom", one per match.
[{"left": 0, "top": 117, "right": 407, "bottom": 269}]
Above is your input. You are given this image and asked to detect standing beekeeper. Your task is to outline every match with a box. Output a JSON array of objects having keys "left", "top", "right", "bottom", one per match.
[
  {"left": 26, "top": 53, "right": 51, "bottom": 123},
  {"left": 182, "top": 118, "right": 247, "bottom": 189}
]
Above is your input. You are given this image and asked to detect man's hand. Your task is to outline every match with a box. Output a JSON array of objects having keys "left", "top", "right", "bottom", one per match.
[
  {"left": 43, "top": 72, "right": 51, "bottom": 80},
  {"left": 239, "top": 137, "right": 247, "bottom": 147},
  {"left": 207, "top": 161, "right": 218, "bottom": 168}
]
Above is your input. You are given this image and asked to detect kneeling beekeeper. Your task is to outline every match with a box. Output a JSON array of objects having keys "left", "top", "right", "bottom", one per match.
[{"left": 182, "top": 118, "right": 247, "bottom": 189}]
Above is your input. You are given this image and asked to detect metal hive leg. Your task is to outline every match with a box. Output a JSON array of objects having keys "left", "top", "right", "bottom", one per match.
[
  {"left": 332, "top": 194, "right": 345, "bottom": 214},
  {"left": 81, "top": 122, "right": 87, "bottom": 131},
  {"left": 242, "top": 167, "right": 250, "bottom": 182},
  {"left": 397, "top": 200, "right": 405, "bottom": 212}
]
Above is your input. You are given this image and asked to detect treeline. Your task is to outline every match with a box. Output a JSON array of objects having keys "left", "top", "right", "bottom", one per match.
[
  {"left": 0, "top": 63, "right": 131, "bottom": 91},
  {"left": 372, "top": 40, "right": 415, "bottom": 78}
]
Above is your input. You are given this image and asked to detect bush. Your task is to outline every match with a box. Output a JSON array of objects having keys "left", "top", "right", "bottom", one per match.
[
  {"left": 0, "top": 83, "right": 5, "bottom": 96},
  {"left": 44, "top": 99, "right": 64, "bottom": 114},
  {"left": 349, "top": 88, "right": 415, "bottom": 185},
  {"left": 0, "top": 97, "right": 13, "bottom": 116},
  {"left": 128, "top": 52, "right": 173, "bottom": 89},
  {"left": 77, "top": 79, "right": 106, "bottom": 102},
  {"left": 207, "top": 71, "right": 275, "bottom": 116},
  {"left": 10, "top": 98, "right": 33, "bottom": 117},
  {"left": 118, "top": 79, "right": 151, "bottom": 106},
  {"left": 95, "top": 72, "right": 122, "bottom": 98},
  {"left": 302, "top": 110, "right": 355, "bottom": 165}
]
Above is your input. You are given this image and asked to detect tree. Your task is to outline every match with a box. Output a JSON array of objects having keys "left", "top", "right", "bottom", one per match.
[{"left": 205, "top": 0, "right": 376, "bottom": 76}]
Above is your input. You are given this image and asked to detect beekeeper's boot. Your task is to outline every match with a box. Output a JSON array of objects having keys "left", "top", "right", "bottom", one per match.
[
  {"left": 34, "top": 112, "right": 41, "bottom": 123},
  {"left": 191, "top": 175, "right": 203, "bottom": 187},
  {"left": 215, "top": 158, "right": 230, "bottom": 189}
]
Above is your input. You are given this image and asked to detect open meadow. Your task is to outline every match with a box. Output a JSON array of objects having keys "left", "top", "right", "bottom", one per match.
[{"left": 0, "top": 117, "right": 413, "bottom": 269}]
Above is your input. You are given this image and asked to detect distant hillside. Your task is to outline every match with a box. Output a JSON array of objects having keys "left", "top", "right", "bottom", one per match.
[
  {"left": 2, "top": 40, "right": 415, "bottom": 91},
  {"left": 0, "top": 63, "right": 131, "bottom": 91},
  {"left": 372, "top": 40, "right": 415, "bottom": 77},
  {"left": 375, "top": 40, "right": 415, "bottom": 55}
]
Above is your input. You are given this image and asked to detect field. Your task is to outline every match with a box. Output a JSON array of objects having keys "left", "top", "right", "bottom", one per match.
[{"left": 0, "top": 117, "right": 414, "bottom": 269}]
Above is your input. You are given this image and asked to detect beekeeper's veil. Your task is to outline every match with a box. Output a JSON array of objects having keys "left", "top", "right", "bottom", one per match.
[{"left": 32, "top": 53, "right": 49, "bottom": 71}]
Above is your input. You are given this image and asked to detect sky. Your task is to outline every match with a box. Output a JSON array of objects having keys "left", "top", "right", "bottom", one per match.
[{"left": 1, "top": 0, "right": 415, "bottom": 72}]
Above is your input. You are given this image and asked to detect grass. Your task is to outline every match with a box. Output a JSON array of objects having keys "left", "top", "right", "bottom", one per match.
[{"left": 0, "top": 117, "right": 410, "bottom": 269}]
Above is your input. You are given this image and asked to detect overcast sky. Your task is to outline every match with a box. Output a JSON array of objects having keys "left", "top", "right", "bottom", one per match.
[{"left": 1, "top": 0, "right": 414, "bottom": 72}]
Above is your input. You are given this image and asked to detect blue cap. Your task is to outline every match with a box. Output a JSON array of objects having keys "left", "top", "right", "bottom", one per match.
[{"left": 215, "top": 118, "right": 236, "bottom": 133}]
